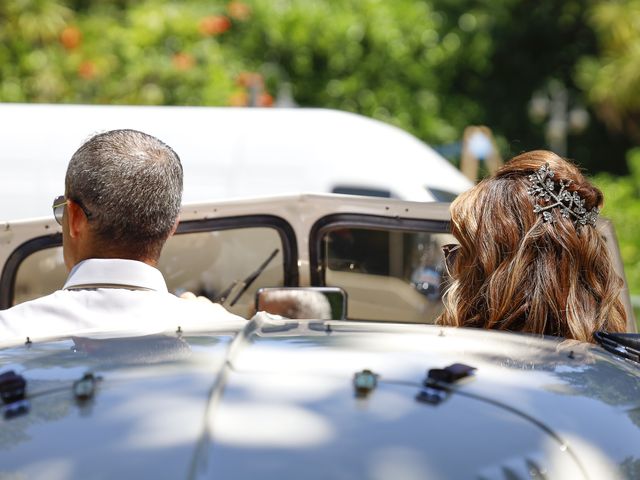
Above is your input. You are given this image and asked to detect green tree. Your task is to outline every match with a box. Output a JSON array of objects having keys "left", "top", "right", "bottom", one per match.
[
  {"left": 593, "top": 148, "right": 640, "bottom": 296},
  {"left": 0, "top": 0, "right": 636, "bottom": 173},
  {"left": 577, "top": 0, "right": 640, "bottom": 143},
  {"left": 233, "top": 0, "right": 497, "bottom": 144},
  {"left": 0, "top": 0, "right": 246, "bottom": 104}
]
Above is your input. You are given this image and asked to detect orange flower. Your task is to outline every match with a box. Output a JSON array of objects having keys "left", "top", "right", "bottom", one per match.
[
  {"left": 236, "top": 71, "right": 263, "bottom": 87},
  {"left": 172, "top": 52, "right": 195, "bottom": 70},
  {"left": 78, "top": 61, "right": 96, "bottom": 79},
  {"left": 199, "top": 15, "right": 232, "bottom": 36},
  {"left": 227, "top": 1, "right": 251, "bottom": 21},
  {"left": 60, "top": 27, "right": 82, "bottom": 50},
  {"left": 259, "top": 93, "right": 274, "bottom": 107},
  {"left": 229, "top": 91, "right": 248, "bottom": 106}
]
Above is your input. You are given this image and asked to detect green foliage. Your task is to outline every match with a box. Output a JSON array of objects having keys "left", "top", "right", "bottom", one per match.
[
  {"left": 1, "top": 0, "right": 634, "bottom": 173},
  {"left": 576, "top": 1, "right": 640, "bottom": 142},
  {"left": 234, "top": 0, "right": 499, "bottom": 143},
  {"left": 0, "top": 0, "right": 633, "bottom": 149},
  {"left": 593, "top": 147, "right": 640, "bottom": 295},
  {"left": 577, "top": 0, "right": 640, "bottom": 110},
  {"left": 0, "top": 0, "right": 500, "bottom": 145},
  {"left": 0, "top": 0, "right": 246, "bottom": 104}
]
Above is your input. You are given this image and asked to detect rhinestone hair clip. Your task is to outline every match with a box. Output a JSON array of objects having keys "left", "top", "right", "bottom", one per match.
[{"left": 527, "top": 163, "right": 599, "bottom": 227}]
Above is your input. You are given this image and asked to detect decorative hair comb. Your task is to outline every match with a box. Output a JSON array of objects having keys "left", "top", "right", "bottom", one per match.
[{"left": 527, "top": 163, "right": 599, "bottom": 227}]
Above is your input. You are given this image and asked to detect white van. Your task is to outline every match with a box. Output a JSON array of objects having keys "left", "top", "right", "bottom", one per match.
[{"left": 0, "top": 103, "right": 472, "bottom": 220}]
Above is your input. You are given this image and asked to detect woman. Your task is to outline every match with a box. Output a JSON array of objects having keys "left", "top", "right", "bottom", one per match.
[{"left": 438, "top": 150, "right": 626, "bottom": 342}]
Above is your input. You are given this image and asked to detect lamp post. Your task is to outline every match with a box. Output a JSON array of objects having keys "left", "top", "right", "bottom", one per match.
[
  {"left": 460, "top": 126, "right": 502, "bottom": 182},
  {"left": 528, "top": 80, "right": 589, "bottom": 157}
]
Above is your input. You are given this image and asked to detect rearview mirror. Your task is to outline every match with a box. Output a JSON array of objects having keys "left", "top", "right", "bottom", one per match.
[{"left": 255, "top": 287, "right": 347, "bottom": 320}]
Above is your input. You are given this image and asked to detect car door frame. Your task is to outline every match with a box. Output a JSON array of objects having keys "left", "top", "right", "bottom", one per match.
[{"left": 0, "top": 213, "right": 299, "bottom": 309}]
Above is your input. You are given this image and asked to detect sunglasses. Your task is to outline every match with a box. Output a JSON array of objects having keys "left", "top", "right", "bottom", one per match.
[
  {"left": 441, "top": 243, "right": 460, "bottom": 276},
  {"left": 52, "top": 195, "right": 93, "bottom": 226}
]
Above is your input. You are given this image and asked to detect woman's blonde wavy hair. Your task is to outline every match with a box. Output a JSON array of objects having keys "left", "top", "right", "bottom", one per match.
[{"left": 437, "top": 150, "right": 626, "bottom": 342}]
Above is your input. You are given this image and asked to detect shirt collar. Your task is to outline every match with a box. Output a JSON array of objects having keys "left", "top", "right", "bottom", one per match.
[{"left": 63, "top": 258, "right": 168, "bottom": 293}]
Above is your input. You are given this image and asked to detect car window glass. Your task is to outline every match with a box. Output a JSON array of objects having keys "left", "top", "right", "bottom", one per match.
[
  {"left": 321, "top": 227, "right": 455, "bottom": 323},
  {"left": 158, "top": 228, "right": 285, "bottom": 317},
  {"left": 13, "top": 247, "right": 67, "bottom": 306},
  {"left": 12, "top": 226, "right": 287, "bottom": 319},
  {"left": 331, "top": 186, "right": 393, "bottom": 198},
  {"left": 425, "top": 187, "right": 458, "bottom": 202}
]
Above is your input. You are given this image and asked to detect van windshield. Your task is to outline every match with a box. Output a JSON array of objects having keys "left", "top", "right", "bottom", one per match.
[
  {"left": 425, "top": 187, "right": 458, "bottom": 202},
  {"left": 331, "top": 186, "right": 394, "bottom": 198}
]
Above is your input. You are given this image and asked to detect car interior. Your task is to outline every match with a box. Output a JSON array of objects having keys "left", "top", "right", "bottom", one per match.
[{"left": 6, "top": 215, "right": 455, "bottom": 323}]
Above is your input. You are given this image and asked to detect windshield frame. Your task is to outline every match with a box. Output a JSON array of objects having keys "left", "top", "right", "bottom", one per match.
[{"left": 0, "top": 214, "right": 299, "bottom": 309}]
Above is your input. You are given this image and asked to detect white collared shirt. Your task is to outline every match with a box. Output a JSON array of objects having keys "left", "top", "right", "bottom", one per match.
[{"left": 0, "top": 258, "right": 246, "bottom": 346}]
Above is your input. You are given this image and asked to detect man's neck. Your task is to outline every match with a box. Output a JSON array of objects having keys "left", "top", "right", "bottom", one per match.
[{"left": 72, "top": 253, "right": 157, "bottom": 269}]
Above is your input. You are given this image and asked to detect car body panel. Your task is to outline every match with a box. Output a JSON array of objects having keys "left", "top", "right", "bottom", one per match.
[
  {"left": 0, "top": 333, "right": 236, "bottom": 479},
  {"left": 1, "top": 317, "right": 639, "bottom": 479},
  {"left": 1, "top": 194, "right": 638, "bottom": 479}
]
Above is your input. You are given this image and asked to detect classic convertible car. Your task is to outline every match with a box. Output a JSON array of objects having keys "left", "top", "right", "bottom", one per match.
[{"left": 0, "top": 194, "right": 639, "bottom": 479}]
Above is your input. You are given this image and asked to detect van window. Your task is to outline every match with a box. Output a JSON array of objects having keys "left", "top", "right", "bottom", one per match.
[
  {"left": 425, "top": 187, "right": 458, "bottom": 202},
  {"left": 7, "top": 217, "right": 298, "bottom": 319},
  {"left": 331, "top": 186, "right": 393, "bottom": 198}
]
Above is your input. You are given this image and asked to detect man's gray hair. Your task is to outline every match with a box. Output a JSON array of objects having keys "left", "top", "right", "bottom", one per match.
[
  {"left": 261, "top": 290, "right": 332, "bottom": 319},
  {"left": 65, "top": 129, "right": 183, "bottom": 258}
]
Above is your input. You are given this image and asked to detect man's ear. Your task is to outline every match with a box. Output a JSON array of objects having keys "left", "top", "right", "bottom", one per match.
[
  {"left": 169, "top": 217, "right": 179, "bottom": 237},
  {"left": 66, "top": 199, "right": 88, "bottom": 239}
]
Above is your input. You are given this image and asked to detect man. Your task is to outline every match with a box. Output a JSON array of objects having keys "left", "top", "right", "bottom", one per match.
[{"left": 0, "top": 129, "right": 244, "bottom": 345}]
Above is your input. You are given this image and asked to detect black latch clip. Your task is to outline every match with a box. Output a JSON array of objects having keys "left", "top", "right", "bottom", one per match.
[
  {"left": 0, "top": 370, "right": 29, "bottom": 419},
  {"left": 0, "top": 370, "right": 26, "bottom": 405},
  {"left": 416, "top": 363, "right": 476, "bottom": 405},
  {"left": 425, "top": 363, "right": 476, "bottom": 386}
]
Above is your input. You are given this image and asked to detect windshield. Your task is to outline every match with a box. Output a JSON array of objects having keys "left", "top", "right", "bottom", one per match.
[
  {"left": 10, "top": 222, "right": 293, "bottom": 319},
  {"left": 319, "top": 225, "right": 455, "bottom": 323}
]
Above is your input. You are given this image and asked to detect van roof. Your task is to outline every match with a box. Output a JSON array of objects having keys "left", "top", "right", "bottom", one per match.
[{"left": 0, "top": 104, "right": 471, "bottom": 220}]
